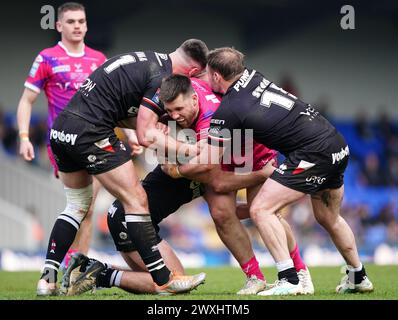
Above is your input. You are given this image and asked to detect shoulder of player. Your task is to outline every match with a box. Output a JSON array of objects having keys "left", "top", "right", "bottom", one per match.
[
  {"left": 35, "top": 44, "right": 60, "bottom": 61},
  {"left": 84, "top": 46, "right": 107, "bottom": 61}
]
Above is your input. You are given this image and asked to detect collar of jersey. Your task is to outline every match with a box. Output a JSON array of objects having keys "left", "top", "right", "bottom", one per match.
[{"left": 58, "top": 41, "right": 85, "bottom": 57}]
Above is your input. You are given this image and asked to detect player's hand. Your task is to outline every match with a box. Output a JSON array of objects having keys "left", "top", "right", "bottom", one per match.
[
  {"left": 259, "top": 158, "right": 276, "bottom": 178},
  {"left": 19, "top": 140, "right": 35, "bottom": 161},
  {"left": 156, "top": 122, "right": 170, "bottom": 135},
  {"left": 161, "top": 163, "right": 183, "bottom": 179},
  {"left": 123, "top": 129, "right": 144, "bottom": 156}
]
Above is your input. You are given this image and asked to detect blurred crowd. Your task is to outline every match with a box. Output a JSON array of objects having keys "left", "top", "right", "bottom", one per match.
[{"left": 1, "top": 77, "right": 397, "bottom": 254}]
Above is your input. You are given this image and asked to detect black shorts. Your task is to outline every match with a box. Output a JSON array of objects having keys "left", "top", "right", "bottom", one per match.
[
  {"left": 107, "top": 165, "right": 205, "bottom": 252},
  {"left": 50, "top": 111, "right": 131, "bottom": 175},
  {"left": 270, "top": 132, "right": 349, "bottom": 194}
]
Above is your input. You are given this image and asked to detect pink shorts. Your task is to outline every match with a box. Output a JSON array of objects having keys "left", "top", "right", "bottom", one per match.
[
  {"left": 221, "top": 142, "right": 277, "bottom": 172},
  {"left": 47, "top": 144, "right": 59, "bottom": 178}
]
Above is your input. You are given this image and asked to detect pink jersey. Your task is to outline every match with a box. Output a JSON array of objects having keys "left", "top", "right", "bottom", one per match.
[
  {"left": 25, "top": 42, "right": 107, "bottom": 138},
  {"left": 191, "top": 78, "right": 220, "bottom": 141},
  {"left": 190, "top": 78, "right": 277, "bottom": 171}
]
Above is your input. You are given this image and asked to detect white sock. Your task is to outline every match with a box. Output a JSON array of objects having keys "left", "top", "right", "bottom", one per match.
[
  {"left": 110, "top": 270, "right": 124, "bottom": 287},
  {"left": 347, "top": 263, "right": 363, "bottom": 272},
  {"left": 276, "top": 259, "right": 294, "bottom": 272}
]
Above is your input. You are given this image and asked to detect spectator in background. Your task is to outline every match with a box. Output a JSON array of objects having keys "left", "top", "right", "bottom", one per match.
[
  {"left": 385, "top": 156, "right": 398, "bottom": 186},
  {"left": 355, "top": 110, "right": 374, "bottom": 140},
  {"left": 385, "top": 135, "right": 398, "bottom": 159},
  {"left": 386, "top": 220, "right": 398, "bottom": 246},
  {"left": 359, "top": 152, "right": 386, "bottom": 186},
  {"left": 2, "top": 118, "right": 18, "bottom": 156},
  {"left": 377, "top": 109, "right": 396, "bottom": 141},
  {"left": 0, "top": 105, "right": 5, "bottom": 150}
]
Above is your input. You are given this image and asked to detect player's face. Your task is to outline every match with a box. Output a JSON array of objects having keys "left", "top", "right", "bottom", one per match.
[
  {"left": 207, "top": 66, "right": 222, "bottom": 94},
  {"left": 164, "top": 93, "right": 199, "bottom": 128},
  {"left": 57, "top": 10, "right": 87, "bottom": 43}
]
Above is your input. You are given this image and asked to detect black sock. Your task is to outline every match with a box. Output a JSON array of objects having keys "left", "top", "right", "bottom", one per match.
[
  {"left": 346, "top": 266, "right": 367, "bottom": 284},
  {"left": 278, "top": 267, "right": 299, "bottom": 285},
  {"left": 41, "top": 218, "right": 79, "bottom": 283},
  {"left": 96, "top": 268, "right": 114, "bottom": 288},
  {"left": 125, "top": 213, "right": 170, "bottom": 286}
]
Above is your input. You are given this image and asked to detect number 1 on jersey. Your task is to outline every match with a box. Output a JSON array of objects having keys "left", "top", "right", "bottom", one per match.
[
  {"left": 260, "top": 83, "right": 297, "bottom": 111},
  {"left": 104, "top": 55, "right": 136, "bottom": 74}
]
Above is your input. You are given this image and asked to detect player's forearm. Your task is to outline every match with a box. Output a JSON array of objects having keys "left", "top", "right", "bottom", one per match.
[
  {"left": 16, "top": 98, "right": 33, "bottom": 135},
  {"left": 177, "top": 163, "right": 215, "bottom": 182},
  {"left": 209, "top": 169, "right": 266, "bottom": 193}
]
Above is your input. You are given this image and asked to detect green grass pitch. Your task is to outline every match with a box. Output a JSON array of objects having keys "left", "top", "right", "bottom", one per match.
[{"left": 1, "top": 265, "right": 397, "bottom": 300}]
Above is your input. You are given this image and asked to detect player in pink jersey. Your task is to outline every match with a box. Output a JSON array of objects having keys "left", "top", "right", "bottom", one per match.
[
  {"left": 160, "top": 74, "right": 314, "bottom": 294},
  {"left": 16, "top": 2, "right": 106, "bottom": 281}
]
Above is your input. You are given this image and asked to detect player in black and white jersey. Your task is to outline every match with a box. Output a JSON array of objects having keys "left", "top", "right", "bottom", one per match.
[
  {"left": 37, "top": 39, "right": 209, "bottom": 296},
  {"left": 205, "top": 47, "right": 373, "bottom": 295}
]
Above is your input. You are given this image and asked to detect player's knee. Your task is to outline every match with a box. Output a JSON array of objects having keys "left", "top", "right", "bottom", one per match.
[
  {"left": 120, "top": 187, "right": 148, "bottom": 212},
  {"left": 210, "top": 208, "right": 233, "bottom": 226},
  {"left": 58, "top": 185, "right": 93, "bottom": 229},
  {"left": 314, "top": 211, "right": 339, "bottom": 229},
  {"left": 249, "top": 202, "right": 273, "bottom": 222}
]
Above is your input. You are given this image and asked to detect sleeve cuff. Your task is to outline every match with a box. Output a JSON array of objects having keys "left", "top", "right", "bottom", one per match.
[{"left": 24, "top": 81, "right": 41, "bottom": 93}]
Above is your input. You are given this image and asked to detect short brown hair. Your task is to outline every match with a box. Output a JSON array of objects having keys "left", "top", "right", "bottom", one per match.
[
  {"left": 207, "top": 47, "right": 245, "bottom": 81},
  {"left": 179, "top": 39, "right": 209, "bottom": 69},
  {"left": 159, "top": 75, "right": 194, "bottom": 103},
  {"left": 57, "top": 2, "right": 85, "bottom": 20}
]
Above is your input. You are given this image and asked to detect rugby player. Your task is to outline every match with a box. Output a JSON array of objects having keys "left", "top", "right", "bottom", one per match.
[
  {"left": 36, "top": 39, "right": 209, "bottom": 296},
  {"left": 17, "top": 2, "right": 107, "bottom": 270},
  {"left": 205, "top": 47, "right": 373, "bottom": 295},
  {"left": 62, "top": 74, "right": 313, "bottom": 296}
]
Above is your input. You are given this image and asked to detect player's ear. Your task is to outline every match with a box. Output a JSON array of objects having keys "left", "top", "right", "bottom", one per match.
[
  {"left": 188, "top": 67, "right": 200, "bottom": 77},
  {"left": 56, "top": 20, "right": 62, "bottom": 32},
  {"left": 192, "top": 92, "right": 199, "bottom": 104},
  {"left": 214, "top": 71, "right": 221, "bottom": 82}
]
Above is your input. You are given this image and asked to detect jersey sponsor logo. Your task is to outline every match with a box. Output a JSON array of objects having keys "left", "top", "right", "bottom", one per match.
[
  {"left": 332, "top": 145, "right": 349, "bottom": 164},
  {"left": 56, "top": 82, "right": 83, "bottom": 91},
  {"left": 299, "top": 105, "right": 319, "bottom": 121},
  {"left": 275, "top": 163, "right": 287, "bottom": 175},
  {"left": 127, "top": 106, "right": 139, "bottom": 117},
  {"left": 119, "top": 232, "right": 128, "bottom": 240},
  {"left": 50, "top": 129, "right": 78, "bottom": 145},
  {"left": 306, "top": 175, "right": 326, "bottom": 185},
  {"left": 233, "top": 69, "right": 256, "bottom": 92},
  {"left": 80, "top": 78, "right": 97, "bottom": 93},
  {"left": 74, "top": 63, "right": 83, "bottom": 72},
  {"left": 135, "top": 51, "right": 147, "bottom": 61},
  {"left": 210, "top": 119, "right": 225, "bottom": 125},
  {"left": 292, "top": 160, "right": 316, "bottom": 175},
  {"left": 86, "top": 158, "right": 108, "bottom": 169},
  {"left": 151, "top": 89, "right": 160, "bottom": 105},
  {"left": 252, "top": 78, "right": 271, "bottom": 98},
  {"left": 119, "top": 141, "right": 126, "bottom": 151},
  {"left": 94, "top": 137, "right": 115, "bottom": 152},
  {"left": 52, "top": 65, "right": 71, "bottom": 73},
  {"left": 108, "top": 203, "right": 118, "bottom": 218},
  {"left": 29, "top": 55, "right": 43, "bottom": 77},
  {"left": 90, "top": 63, "right": 98, "bottom": 72},
  {"left": 87, "top": 155, "right": 97, "bottom": 163},
  {"left": 154, "top": 52, "right": 168, "bottom": 66},
  {"left": 35, "top": 54, "right": 44, "bottom": 63}
]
